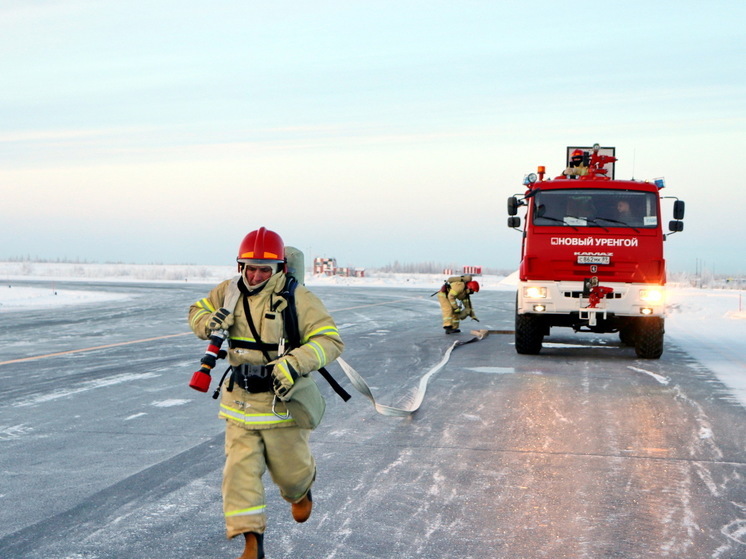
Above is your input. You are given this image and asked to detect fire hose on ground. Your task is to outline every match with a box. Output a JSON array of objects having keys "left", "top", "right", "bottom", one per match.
[
  {"left": 336, "top": 329, "right": 512, "bottom": 417},
  {"left": 189, "top": 328, "right": 513, "bottom": 415}
]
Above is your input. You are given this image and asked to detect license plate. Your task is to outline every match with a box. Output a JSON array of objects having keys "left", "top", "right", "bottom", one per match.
[{"left": 577, "top": 255, "right": 610, "bottom": 264}]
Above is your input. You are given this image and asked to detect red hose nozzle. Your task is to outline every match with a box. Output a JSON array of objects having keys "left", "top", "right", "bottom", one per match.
[{"left": 189, "top": 369, "right": 212, "bottom": 392}]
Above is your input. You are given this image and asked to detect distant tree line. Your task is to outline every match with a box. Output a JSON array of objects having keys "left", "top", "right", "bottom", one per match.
[{"left": 373, "top": 261, "right": 512, "bottom": 275}]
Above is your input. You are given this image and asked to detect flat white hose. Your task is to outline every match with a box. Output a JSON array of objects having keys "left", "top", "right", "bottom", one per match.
[{"left": 336, "top": 332, "right": 486, "bottom": 417}]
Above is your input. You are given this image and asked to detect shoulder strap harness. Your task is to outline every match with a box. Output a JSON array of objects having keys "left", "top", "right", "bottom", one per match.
[{"left": 280, "top": 276, "right": 351, "bottom": 402}]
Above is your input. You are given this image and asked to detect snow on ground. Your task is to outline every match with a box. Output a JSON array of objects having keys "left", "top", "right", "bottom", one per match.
[
  {"left": 0, "top": 262, "right": 744, "bottom": 407},
  {"left": 0, "top": 285, "right": 131, "bottom": 309},
  {"left": 0, "top": 260, "right": 517, "bottom": 290},
  {"left": 664, "top": 287, "right": 746, "bottom": 406}
]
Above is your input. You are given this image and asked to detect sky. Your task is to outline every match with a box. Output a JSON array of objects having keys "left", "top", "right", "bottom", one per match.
[{"left": 1, "top": 0, "right": 745, "bottom": 275}]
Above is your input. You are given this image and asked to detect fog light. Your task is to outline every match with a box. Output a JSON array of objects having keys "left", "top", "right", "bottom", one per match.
[
  {"left": 640, "top": 307, "right": 653, "bottom": 315},
  {"left": 533, "top": 304, "right": 546, "bottom": 312}
]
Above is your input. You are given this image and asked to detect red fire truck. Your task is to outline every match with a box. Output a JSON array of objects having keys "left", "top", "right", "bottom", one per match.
[{"left": 507, "top": 144, "right": 685, "bottom": 359}]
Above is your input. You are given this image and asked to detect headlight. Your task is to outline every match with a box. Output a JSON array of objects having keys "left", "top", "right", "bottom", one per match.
[
  {"left": 524, "top": 286, "right": 547, "bottom": 299},
  {"left": 639, "top": 289, "right": 663, "bottom": 303}
]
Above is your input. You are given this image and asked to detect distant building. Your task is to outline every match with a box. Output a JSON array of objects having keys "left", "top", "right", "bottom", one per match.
[
  {"left": 443, "top": 266, "right": 482, "bottom": 276},
  {"left": 313, "top": 257, "right": 337, "bottom": 275},
  {"left": 313, "top": 257, "right": 365, "bottom": 277}
]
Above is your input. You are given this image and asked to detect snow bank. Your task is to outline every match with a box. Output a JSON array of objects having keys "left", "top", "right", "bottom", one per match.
[
  {"left": 0, "top": 261, "right": 235, "bottom": 284},
  {"left": 306, "top": 271, "right": 516, "bottom": 291},
  {"left": 0, "top": 261, "right": 518, "bottom": 293},
  {"left": 0, "top": 261, "right": 517, "bottom": 290},
  {"left": 0, "top": 285, "right": 130, "bottom": 310}
]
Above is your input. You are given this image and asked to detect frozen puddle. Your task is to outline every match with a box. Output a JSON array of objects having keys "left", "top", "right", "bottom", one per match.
[
  {"left": 151, "top": 399, "right": 190, "bottom": 407},
  {"left": 542, "top": 342, "right": 615, "bottom": 349},
  {"left": 465, "top": 366, "right": 516, "bottom": 375},
  {"left": 628, "top": 366, "right": 670, "bottom": 385},
  {"left": 14, "top": 372, "right": 159, "bottom": 407}
]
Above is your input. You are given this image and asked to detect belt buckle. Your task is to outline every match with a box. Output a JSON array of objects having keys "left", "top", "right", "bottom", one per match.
[{"left": 243, "top": 364, "right": 268, "bottom": 378}]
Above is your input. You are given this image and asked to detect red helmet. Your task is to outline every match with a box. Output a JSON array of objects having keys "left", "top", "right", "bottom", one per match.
[
  {"left": 466, "top": 281, "right": 480, "bottom": 293},
  {"left": 571, "top": 149, "right": 583, "bottom": 158},
  {"left": 237, "top": 227, "right": 285, "bottom": 266}
]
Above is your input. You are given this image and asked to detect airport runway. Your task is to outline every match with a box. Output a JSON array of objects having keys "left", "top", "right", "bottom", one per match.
[{"left": 1, "top": 280, "right": 744, "bottom": 558}]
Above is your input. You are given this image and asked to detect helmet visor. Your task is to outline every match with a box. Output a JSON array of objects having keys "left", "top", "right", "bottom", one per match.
[{"left": 237, "top": 258, "right": 283, "bottom": 265}]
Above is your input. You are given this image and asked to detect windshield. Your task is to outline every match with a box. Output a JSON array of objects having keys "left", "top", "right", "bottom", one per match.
[{"left": 532, "top": 189, "right": 659, "bottom": 229}]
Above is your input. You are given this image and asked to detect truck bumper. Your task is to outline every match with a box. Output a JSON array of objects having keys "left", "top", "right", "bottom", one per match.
[{"left": 517, "top": 281, "right": 665, "bottom": 326}]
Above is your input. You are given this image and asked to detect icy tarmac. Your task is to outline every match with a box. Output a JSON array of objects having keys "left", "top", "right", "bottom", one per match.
[{"left": 1, "top": 278, "right": 744, "bottom": 558}]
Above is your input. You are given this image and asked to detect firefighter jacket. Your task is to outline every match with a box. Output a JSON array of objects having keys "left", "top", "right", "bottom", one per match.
[
  {"left": 188, "top": 272, "right": 344, "bottom": 430},
  {"left": 443, "top": 278, "right": 474, "bottom": 314},
  {"left": 563, "top": 163, "right": 588, "bottom": 177}
]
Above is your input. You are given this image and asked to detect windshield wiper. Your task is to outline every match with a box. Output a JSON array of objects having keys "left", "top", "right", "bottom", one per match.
[
  {"left": 564, "top": 215, "right": 609, "bottom": 232},
  {"left": 536, "top": 215, "right": 578, "bottom": 231},
  {"left": 583, "top": 218, "right": 609, "bottom": 232},
  {"left": 595, "top": 216, "right": 640, "bottom": 233}
]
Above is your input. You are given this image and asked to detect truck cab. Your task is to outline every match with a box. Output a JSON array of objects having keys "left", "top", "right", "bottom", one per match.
[{"left": 507, "top": 144, "right": 685, "bottom": 359}]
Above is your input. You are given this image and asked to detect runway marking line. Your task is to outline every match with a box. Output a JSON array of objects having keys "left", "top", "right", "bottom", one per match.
[
  {"left": 0, "top": 333, "right": 191, "bottom": 366},
  {"left": 0, "top": 296, "right": 428, "bottom": 365}
]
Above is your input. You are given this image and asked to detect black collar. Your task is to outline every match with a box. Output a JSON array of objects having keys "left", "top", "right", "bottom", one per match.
[{"left": 238, "top": 275, "right": 267, "bottom": 297}]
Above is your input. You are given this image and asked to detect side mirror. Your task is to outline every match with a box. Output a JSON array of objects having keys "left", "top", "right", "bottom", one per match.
[
  {"left": 673, "top": 200, "right": 685, "bottom": 220},
  {"left": 507, "top": 196, "right": 519, "bottom": 216},
  {"left": 508, "top": 216, "right": 521, "bottom": 228},
  {"left": 668, "top": 220, "right": 684, "bottom": 232}
]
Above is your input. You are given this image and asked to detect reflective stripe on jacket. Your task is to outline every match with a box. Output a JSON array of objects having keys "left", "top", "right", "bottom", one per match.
[
  {"left": 188, "top": 272, "right": 344, "bottom": 430},
  {"left": 218, "top": 397, "right": 295, "bottom": 426},
  {"left": 442, "top": 280, "right": 473, "bottom": 313}
]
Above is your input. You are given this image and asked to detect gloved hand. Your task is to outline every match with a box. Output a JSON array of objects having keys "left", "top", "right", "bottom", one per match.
[
  {"left": 207, "top": 307, "right": 234, "bottom": 331},
  {"left": 451, "top": 305, "right": 461, "bottom": 314},
  {"left": 271, "top": 358, "right": 299, "bottom": 398},
  {"left": 458, "top": 308, "right": 471, "bottom": 320}
]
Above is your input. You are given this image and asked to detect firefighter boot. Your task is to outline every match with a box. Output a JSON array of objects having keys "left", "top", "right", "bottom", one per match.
[
  {"left": 444, "top": 326, "right": 461, "bottom": 334},
  {"left": 237, "top": 532, "right": 264, "bottom": 559},
  {"left": 291, "top": 489, "right": 313, "bottom": 523}
]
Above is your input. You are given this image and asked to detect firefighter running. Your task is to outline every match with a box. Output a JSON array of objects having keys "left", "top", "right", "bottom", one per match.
[
  {"left": 436, "top": 274, "right": 480, "bottom": 334},
  {"left": 188, "top": 227, "right": 344, "bottom": 559}
]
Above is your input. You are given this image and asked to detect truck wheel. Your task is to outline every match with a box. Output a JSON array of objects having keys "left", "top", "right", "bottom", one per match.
[
  {"left": 619, "top": 325, "right": 636, "bottom": 346},
  {"left": 634, "top": 317, "right": 664, "bottom": 359},
  {"left": 515, "top": 313, "right": 544, "bottom": 354}
]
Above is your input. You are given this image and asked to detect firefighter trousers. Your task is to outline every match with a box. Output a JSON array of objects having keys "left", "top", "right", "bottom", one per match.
[
  {"left": 222, "top": 421, "right": 315, "bottom": 539},
  {"left": 437, "top": 292, "right": 460, "bottom": 329}
]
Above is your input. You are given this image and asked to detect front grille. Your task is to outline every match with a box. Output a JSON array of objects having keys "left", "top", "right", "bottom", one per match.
[{"left": 563, "top": 291, "right": 621, "bottom": 299}]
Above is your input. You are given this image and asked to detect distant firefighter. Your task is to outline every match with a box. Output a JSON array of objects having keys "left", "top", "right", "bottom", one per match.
[
  {"left": 563, "top": 148, "right": 588, "bottom": 178},
  {"left": 435, "top": 274, "right": 480, "bottom": 334}
]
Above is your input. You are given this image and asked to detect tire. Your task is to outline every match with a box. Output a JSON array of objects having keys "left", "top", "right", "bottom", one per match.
[
  {"left": 634, "top": 317, "right": 664, "bottom": 359},
  {"left": 619, "top": 325, "right": 636, "bottom": 346},
  {"left": 515, "top": 313, "right": 544, "bottom": 354}
]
